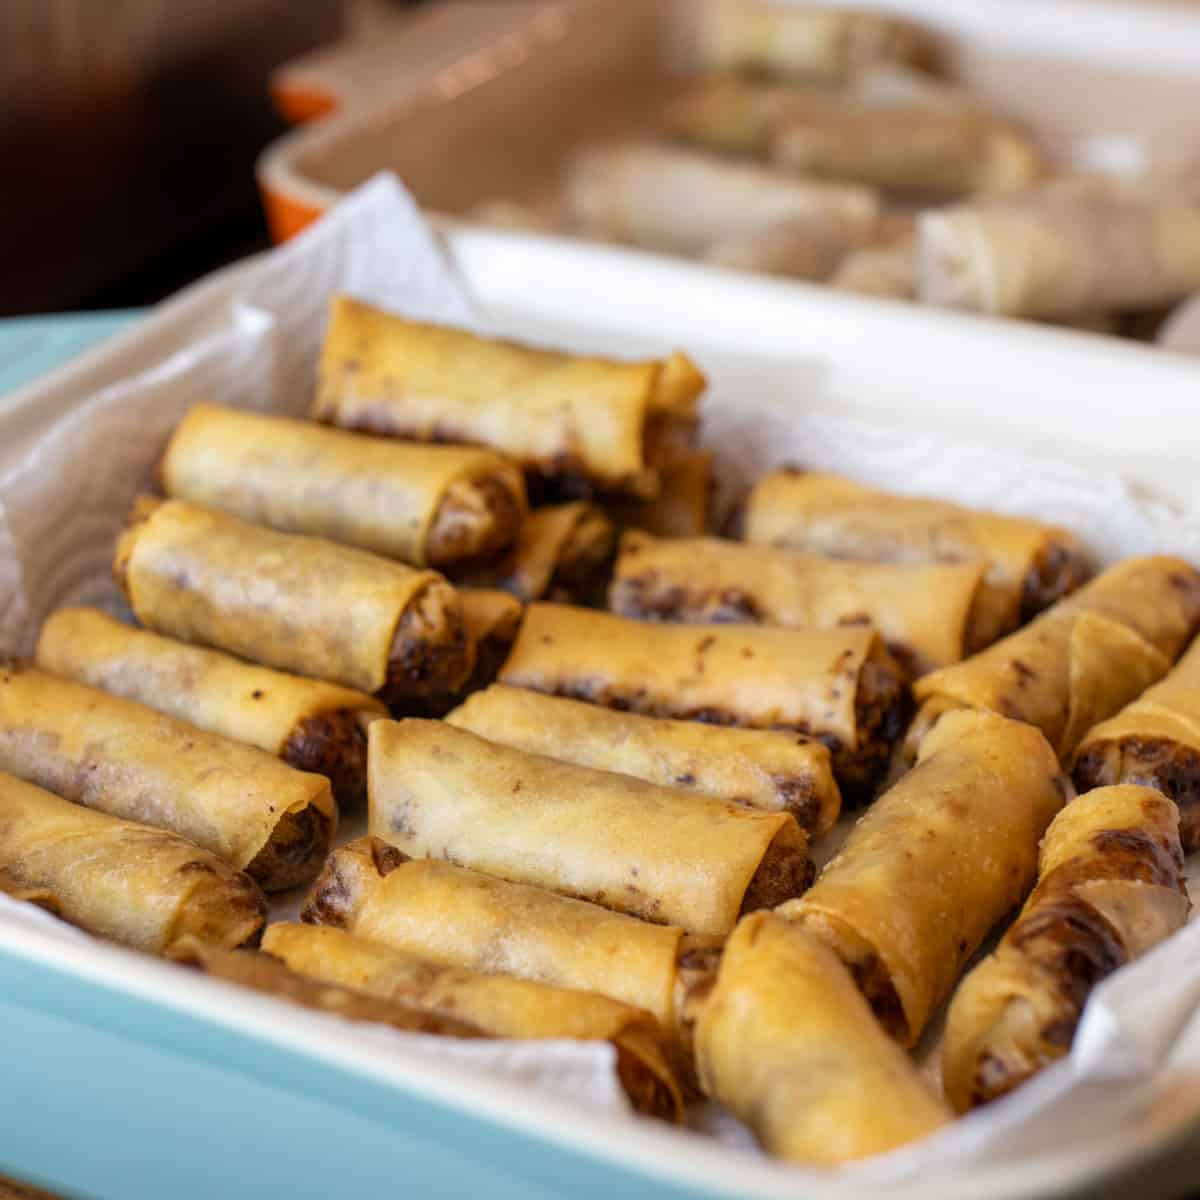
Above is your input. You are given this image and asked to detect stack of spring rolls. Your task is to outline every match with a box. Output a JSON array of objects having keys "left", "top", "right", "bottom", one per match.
[
  {"left": 5, "top": 294, "right": 1200, "bottom": 1163},
  {"left": 466, "top": 1, "right": 1200, "bottom": 340}
]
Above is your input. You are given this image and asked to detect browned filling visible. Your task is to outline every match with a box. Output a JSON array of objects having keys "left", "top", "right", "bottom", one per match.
[
  {"left": 1020, "top": 540, "right": 1094, "bottom": 622},
  {"left": 1073, "top": 737, "right": 1200, "bottom": 853},
  {"left": 833, "top": 652, "right": 910, "bottom": 804},
  {"left": 672, "top": 934, "right": 723, "bottom": 1093},
  {"left": 281, "top": 710, "right": 369, "bottom": 809},
  {"left": 738, "top": 834, "right": 813, "bottom": 916},
  {"left": 771, "top": 774, "right": 822, "bottom": 833},
  {"left": 547, "top": 510, "right": 617, "bottom": 604},
  {"left": 426, "top": 474, "right": 524, "bottom": 569},
  {"left": 608, "top": 573, "right": 763, "bottom": 624},
  {"left": 245, "top": 804, "right": 333, "bottom": 893},
  {"left": 613, "top": 1041, "right": 679, "bottom": 1121},
  {"left": 383, "top": 581, "right": 471, "bottom": 705}
]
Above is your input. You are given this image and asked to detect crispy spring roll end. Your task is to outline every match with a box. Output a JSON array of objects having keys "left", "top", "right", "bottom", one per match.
[
  {"left": 300, "top": 834, "right": 408, "bottom": 928},
  {"left": 112, "top": 494, "right": 164, "bottom": 598},
  {"left": 1073, "top": 738, "right": 1200, "bottom": 851},
  {"left": 385, "top": 578, "right": 471, "bottom": 702},
  {"left": 280, "top": 709, "right": 372, "bottom": 810},
  {"left": 426, "top": 471, "right": 527, "bottom": 568},
  {"left": 839, "top": 642, "right": 910, "bottom": 801},
  {"left": 1023, "top": 539, "right": 1095, "bottom": 622},
  {"left": 739, "top": 823, "right": 815, "bottom": 915},
  {"left": 244, "top": 803, "right": 336, "bottom": 894}
]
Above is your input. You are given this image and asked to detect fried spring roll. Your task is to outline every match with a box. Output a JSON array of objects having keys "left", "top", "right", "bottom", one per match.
[
  {"left": 0, "top": 773, "right": 266, "bottom": 952},
  {"left": 742, "top": 468, "right": 1093, "bottom": 631},
  {"left": 159, "top": 404, "right": 526, "bottom": 569},
  {"left": 697, "top": 912, "right": 950, "bottom": 1164},
  {"left": 564, "top": 143, "right": 878, "bottom": 259},
  {"left": 113, "top": 497, "right": 470, "bottom": 705},
  {"left": 168, "top": 938, "right": 484, "bottom": 1038},
  {"left": 447, "top": 684, "right": 840, "bottom": 833},
  {"left": 771, "top": 107, "right": 1041, "bottom": 199},
  {"left": 697, "top": 1, "right": 939, "bottom": 84},
  {"left": 611, "top": 529, "right": 993, "bottom": 673},
  {"left": 829, "top": 234, "right": 918, "bottom": 298},
  {"left": 313, "top": 296, "right": 704, "bottom": 499},
  {"left": 368, "top": 719, "right": 811, "bottom": 936},
  {"left": 1072, "top": 637, "right": 1200, "bottom": 850},
  {"left": 784, "top": 709, "right": 1065, "bottom": 1046},
  {"left": 0, "top": 663, "right": 335, "bottom": 892},
  {"left": 36, "top": 608, "right": 385, "bottom": 808},
  {"left": 302, "top": 836, "right": 722, "bottom": 1074},
  {"left": 918, "top": 188, "right": 1200, "bottom": 319},
  {"left": 455, "top": 503, "right": 615, "bottom": 603},
  {"left": 499, "top": 603, "right": 907, "bottom": 797},
  {"left": 263, "top": 922, "right": 684, "bottom": 1121},
  {"left": 943, "top": 785, "right": 1189, "bottom": 1111},
  {"left": 609, "top": 451, "right": 713, "bottom": 539},
  {"left": 910, "top": 556, "right": 1200, "bottom": 763},
  {"left": 701, "top": 214, "right": 871, "bottom": 281}
]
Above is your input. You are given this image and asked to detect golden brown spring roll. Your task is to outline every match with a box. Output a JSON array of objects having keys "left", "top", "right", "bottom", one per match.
[
  {"left": 701, "top": 213, "right": 871, "bottom": 281},
  {"left": 783, "top": 709, "right": 1065, "bottom": 1046},
  {"left": 0, "top": 663, "right": 335, "bottom": 892},
  {"left": 611, "top": 529, "right": 993, "bottom": 673},
  {"left": 0, "top": 772, "right": 266, "bottom": 952},
  {"left": 168, "top": 937, "right": 485, "bottom": 1039},
  {"left": 498, "top": 603, "right": 907, "bottom": 797},
  {"left": 696, "top": 912, "right": 951, "bottom": 1164},
  {"left": 447, "top": 684, "right": 840, "bottom": 834},
  {"left": 771, "top": 107, "right": 1041, "bottom": 199},
  {"left": 368, "top": 719, "right": 811, "bottom": 936},
  {"left": 743, "top": 468, "right": 1093, "bottom": 631},
  {"left": 564, "top": 142, "right": 879, "bottom": 259},
  {"left": 609, "top": 451, "right": 714, "bottom": 539},
  {"left": 910, "top": 556, "right": 1200, "bottom": 764},
  {"left": 942, "top": 785, "right": 1189, "bottom": 1112},
  {"left": 1072, "top": 636, "right": 1200, "bottom": 851},
  {"left": 263, "top": 922, "right": 684, "bottom": 1121},
  {"left": 36, "top": 607, "right": 385, "bottom": 808},
  {"left": 455, "top": 503, "right": 615, "bottom": 604},
  {"left": 918, "top": 187, "right": 1200, "bottom": 319},
  {"left": 313, "top": 296, "right": 704, "bottom": 499},
  {"left": 697, "top": 1, "right": 940, "bottom": 84},
  {"left": 302, "top": 836, "right": 722, "bottom": 1073},
  {"left": 159, "top": 404, "right": 526, "bottom": 569},
  {"left": 113, "top": 496, "right": 470, "bottom": 705}
]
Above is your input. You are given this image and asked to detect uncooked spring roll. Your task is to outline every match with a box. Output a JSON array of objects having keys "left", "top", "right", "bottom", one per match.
[
  {"left": 36, "top": 607, "right": 385, "bottom": 808},
  {"left": 262, "top": 922, "right": 684, "bottom": 1121},
  {"left": 696, "top": 912, "right": 951, "bottom": 1164},
  {"left": 302, "top": 836, "right": 722, "bottom": 1072},
  {"left": 610, "top": 529, "right": 993, "bottom": 673},
  {"left": 697, "top": 1, "right": 939, "bottom": 84},
  {"left": 454, "top": 502, "right": 615, "bottom": 603},
  {"left": 942, "top": 785, "right": 1189, "bottom": 1111},
  {"left": 910, "top": 556, "right": 1200, "bottom": 764},
  {"left": 918, "top": 186, "right": 1200, "bottom": 319},
  {"left": 0, "top": 772, "right": 266, "bottom": 952},
  {"left": 167, "top": 938, "right": 484, "bottom": 1039},
  {"left": 113, "top": 496, "right": 471, "bottom": 705},
  {"left": 498, "top": 603, "right": 907, "bottom": 797},
  {"left": 368, "top": 718, "right": 811, "bottom": 937},
  {"left": 1072, "top": 636, "right": 1200, "bottom": 850},
  {"left": 771, "top": 107, "right": 1041, "bottom": 199},
  {"left": 783, "top": 709, "right": 1065, "bottom": 1045},
  {"left": 564, "top": 142, "right": 878, "bottom": 259},
  {"left": 313, "top": 296, "right": 704, "bottom": 499},
  {"left": 447, "top": 684, "right": 840, "bottom": 833},
  {"left": 159, "top": 403, "right": 526, "bottom": 568},
  {"left": 608, "top": 451, "right": 714, "bottom": 539},
  {"left": 0, "top": 663, "right": 335, "bottom": 892},
  {"left": 741, "top": 468, "right": 1093, "bottom": 633}
]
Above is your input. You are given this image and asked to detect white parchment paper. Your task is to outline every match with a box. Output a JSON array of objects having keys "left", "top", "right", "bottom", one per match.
[{"left": 3, "top": 174, "right": 1200, "bottom": 1191}]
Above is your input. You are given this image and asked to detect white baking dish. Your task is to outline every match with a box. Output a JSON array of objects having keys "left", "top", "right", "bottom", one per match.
[{"left": 4, "top": 179, "right": 1200, "bottom": 1199}]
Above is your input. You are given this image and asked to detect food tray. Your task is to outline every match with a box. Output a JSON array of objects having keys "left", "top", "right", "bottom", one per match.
[
  {"left": 5, "top": 181, "right": 1200, "bottom": 1198},
  {"left": 257, "top": 0, "right": 1200, "bottom": 280}
]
